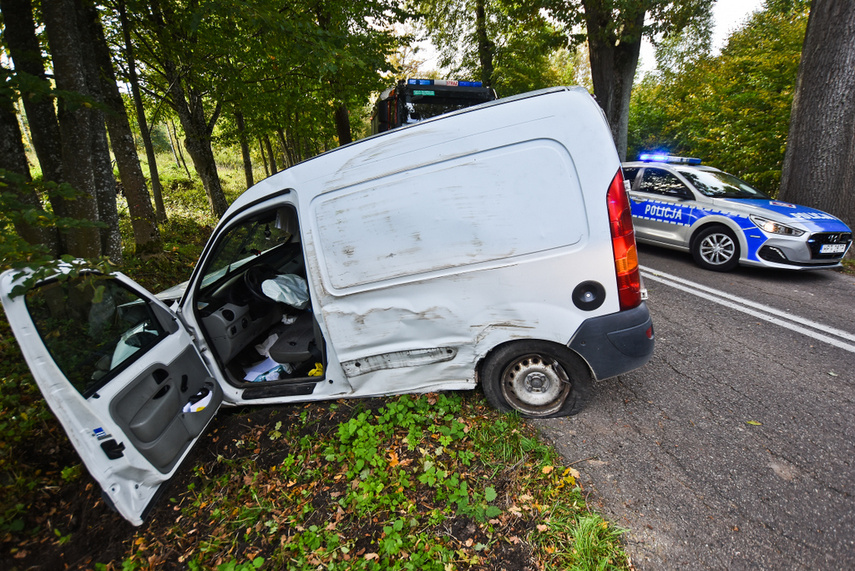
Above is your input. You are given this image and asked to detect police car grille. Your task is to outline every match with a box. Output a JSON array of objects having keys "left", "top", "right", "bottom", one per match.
[{"left": 808, "top": 232, "right": 853, "bottom": 258}]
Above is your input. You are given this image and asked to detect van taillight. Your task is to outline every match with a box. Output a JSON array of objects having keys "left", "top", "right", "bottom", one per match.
[{"left": 607, "top": 169, "right": 642, "bottom": 310}]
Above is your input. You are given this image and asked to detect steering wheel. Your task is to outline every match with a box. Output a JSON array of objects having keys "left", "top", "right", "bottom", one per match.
[{"left": 242, "top": 265, "right": 276, "bottom": 303}]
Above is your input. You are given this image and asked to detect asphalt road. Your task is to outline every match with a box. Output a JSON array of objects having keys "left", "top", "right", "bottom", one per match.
[{"left": 535, "top": 245, "right": 855, "bottom": 570}]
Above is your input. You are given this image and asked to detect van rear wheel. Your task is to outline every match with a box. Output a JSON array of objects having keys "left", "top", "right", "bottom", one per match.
[{"left": 481, "top": 341, "right": 591, "bottom": 418}]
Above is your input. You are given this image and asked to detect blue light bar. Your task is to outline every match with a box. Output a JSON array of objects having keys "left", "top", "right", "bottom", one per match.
[
  {"left": 406, "top": 79, "right": 483, "bottom": 88},
  {"left": 639, "top": 154, "right": 702, "bottom": 165}
]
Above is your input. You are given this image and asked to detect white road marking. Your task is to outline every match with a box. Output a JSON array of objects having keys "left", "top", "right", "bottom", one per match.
[{"left": 640, "top": 266, "right": 855, "bottom": 354}]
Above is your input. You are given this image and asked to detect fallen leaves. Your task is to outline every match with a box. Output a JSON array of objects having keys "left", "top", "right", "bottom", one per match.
[{"left": 2, "top": 393, "right": 620, "bottom": 570}]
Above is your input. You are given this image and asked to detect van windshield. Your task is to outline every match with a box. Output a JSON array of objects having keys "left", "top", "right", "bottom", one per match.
[{"left": 201, "top": 214, "right": 292, "bottom": 289}]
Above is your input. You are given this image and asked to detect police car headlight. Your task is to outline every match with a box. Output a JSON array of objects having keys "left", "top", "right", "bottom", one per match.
[{"left": 750, "top": 215, "right": 805, "bottom": 237}]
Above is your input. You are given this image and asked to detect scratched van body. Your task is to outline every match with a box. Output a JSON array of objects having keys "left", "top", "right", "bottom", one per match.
[{"left": 0, "top": 87, "right": 654, "bottom": 525}]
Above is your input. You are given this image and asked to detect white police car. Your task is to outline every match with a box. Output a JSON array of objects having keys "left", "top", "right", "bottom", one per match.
[{"left": 623, "top": 155, "right": 852, "bottom": 271}]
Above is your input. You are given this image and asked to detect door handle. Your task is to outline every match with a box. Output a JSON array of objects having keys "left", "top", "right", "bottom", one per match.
[
  {"left": 152, "top": 384, "right": 170, "bottom": 400},
  {"left": 100, "top": 439, "right": 125, "bottom": 460}
]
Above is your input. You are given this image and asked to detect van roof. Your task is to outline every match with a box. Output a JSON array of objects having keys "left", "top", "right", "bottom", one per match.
[{"left": 224, "top": 86, "right": 604, "bottom": 220}]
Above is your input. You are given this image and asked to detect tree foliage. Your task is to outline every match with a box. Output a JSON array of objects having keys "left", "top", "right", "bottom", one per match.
[
  {"left": 547, "top": 0, "right": 713, "bottom": 159},
  {"left": 120, "top": 0, "right": 403, "bottom": 189},
  {"left": 414, "top": 0, "right": 566, "bottom": 96},
  {"left": 1, "top": 0, "right": 408, "bottom": 261},
  {"left": 628, "top": 0, "right": 809, "bottom": 195}
]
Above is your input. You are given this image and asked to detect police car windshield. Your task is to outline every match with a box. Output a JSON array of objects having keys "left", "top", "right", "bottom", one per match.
[{"left": 678, "top": 169, "right": 769, "bottom": 199}]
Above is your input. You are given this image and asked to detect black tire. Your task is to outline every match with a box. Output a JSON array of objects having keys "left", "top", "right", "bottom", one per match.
[
  {"left": 481, "top": 341, "right": 592, "bottom": 418},
  {"left": 691, "top": 225, "right": 740, "bottom": 271}
]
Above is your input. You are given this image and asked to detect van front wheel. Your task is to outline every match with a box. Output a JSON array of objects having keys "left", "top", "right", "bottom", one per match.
[{"left": 481, "top": 341, "right": 591, "bottom": 418}]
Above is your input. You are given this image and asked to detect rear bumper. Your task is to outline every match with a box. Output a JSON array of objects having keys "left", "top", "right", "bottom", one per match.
[{"left": 568, "top": 303, "right": 654, "bottom": 380}]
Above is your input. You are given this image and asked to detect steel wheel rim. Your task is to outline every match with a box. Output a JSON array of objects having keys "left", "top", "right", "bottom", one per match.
[
  {"left": 700, "top": 233, "right": 736, "bottom": 265},
  {"left": 500, "top": 353, "right": 571, "bottom": 416}
]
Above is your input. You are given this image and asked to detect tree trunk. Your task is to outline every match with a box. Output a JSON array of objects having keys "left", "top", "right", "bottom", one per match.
[
  {"left": 118, "top": 0, "right": 167, "bottom": 222},
  {"left": 276, "top": 128, "right": 290, "bottom": 168},
  {"left": 313, "top": 6, "right": 352, "bottom": 146},
  {"left": 167, "top": 120, "right": 181, "bottom": 168},
  {"left": 235, "top": 111, "right": 254, "bottom": 188},
  {"left": 264, "top": 135, "right": 278, "bottom": 173},
  {"left": 475, "top": 0, "right": 494, "bottom": 87},
  {"left": 258, "top": 137, "right": 270, "bottom": 177},
  {"left": 41, "top": 0, "right": 107, "bottom": 259},
  {"left": 334, "top": 102, "right": 352, "bottom": 146},
  {"left": 293, "top": 113, "right": 309, "bottom": 163},
  {"left": 286, "top": 125, "right": 300, "bottom": 166},
  {"left": 1, "top": 0, "right": 63, "bottom": 186},
  {"left": 170, "top": 119, "right": 193, "bottom": 178},
  {"left": 582, "top": 0, "right": 645, "bottom": 161},
  {"left": 167, "top": 71, "right": 227, "bottom": 216},
  {"left": 0, "top": 68, "right": 57, "bottom": 253},
  {"left": 87, "top": 1, "right": 162, "bottom": 255},
  {"left": 75, "top": 0, "right": 122, "bottom": 262},
  {"left": 1, "top": 0, "right": 66, "bottom": 238},
  {"left": 779, "top": 0, "right": 855, "bottom": 233},
  {"left": 182, "top": 119, "right": 228, "bottom": 216}
]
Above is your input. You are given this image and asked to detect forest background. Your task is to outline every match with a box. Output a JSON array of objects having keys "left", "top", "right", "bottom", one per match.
[
  {"left": 0, "top": 0, "right": 854, "bottom": 568},
  {"left": 2, "top": 0, "right": 845, "bottom": 270}
]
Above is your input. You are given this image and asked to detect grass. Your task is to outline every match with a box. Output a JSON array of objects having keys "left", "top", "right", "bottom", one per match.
[
  {"left": 109, "top": 394, "right": 628, "bottom": 571},
  {"left": 0, "top": 162, "right": 630, "bottom": 570}
]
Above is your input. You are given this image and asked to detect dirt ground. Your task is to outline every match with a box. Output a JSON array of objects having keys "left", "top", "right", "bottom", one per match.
[{"left": 1, "top": 397, "right": 537, "bottom": 570}]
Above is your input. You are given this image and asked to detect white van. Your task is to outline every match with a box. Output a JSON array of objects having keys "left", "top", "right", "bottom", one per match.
[{"left": 0, "top": 87, "right": 653, "bottom": 525}]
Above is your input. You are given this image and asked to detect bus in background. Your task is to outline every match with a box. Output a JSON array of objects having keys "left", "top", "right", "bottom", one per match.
[{"left": 371, "top": 78, "right": 498, "bottom": 134}]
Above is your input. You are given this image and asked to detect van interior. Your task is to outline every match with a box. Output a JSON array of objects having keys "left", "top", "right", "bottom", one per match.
[{"left": 191, "top": 205, "right": 327, "bottom": 398}]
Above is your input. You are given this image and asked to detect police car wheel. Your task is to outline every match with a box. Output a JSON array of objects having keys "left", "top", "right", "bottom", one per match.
[
  {"left": 692, "top": 225, "right": 739, "bottom": 271},
  {"left": 481, "top": 341, "right": 591, "bottom": 418}
]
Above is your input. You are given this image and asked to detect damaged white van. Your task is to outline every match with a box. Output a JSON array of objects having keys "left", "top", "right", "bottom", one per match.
[{"left": 0, "top": 87, "right": 654, "bottom": 525}]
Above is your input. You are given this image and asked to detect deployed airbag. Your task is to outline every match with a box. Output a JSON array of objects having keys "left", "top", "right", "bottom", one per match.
[{"left": 261, "top": 274, "right": 309, "bottom": 309}]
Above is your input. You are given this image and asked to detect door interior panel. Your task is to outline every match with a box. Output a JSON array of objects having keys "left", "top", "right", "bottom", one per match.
[{"left": 110, "top": 346, "right": 222, "bottom": 473}]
